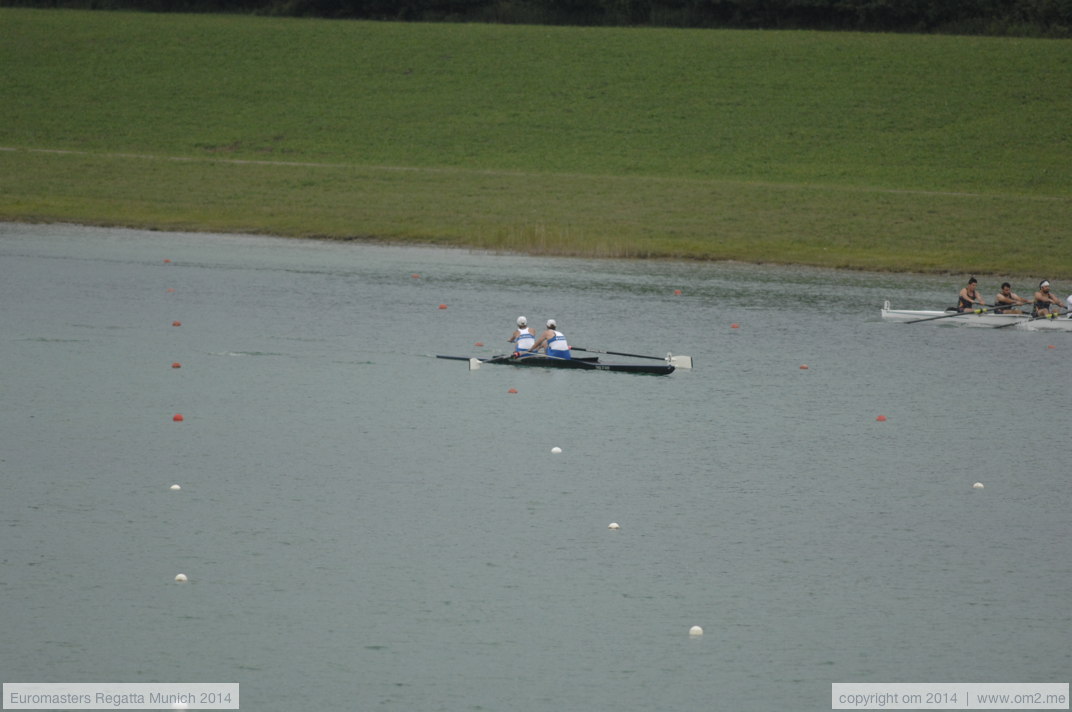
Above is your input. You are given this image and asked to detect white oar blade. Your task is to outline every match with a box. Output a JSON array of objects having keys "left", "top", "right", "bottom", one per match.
[
  {"left": 669, "top": 355, "right": 693, "bottom": 369},
  {"left": 469, "top": 358, "right": 482, "bottom": 370}
]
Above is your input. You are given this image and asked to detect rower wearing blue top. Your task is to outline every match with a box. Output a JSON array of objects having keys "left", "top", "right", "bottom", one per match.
[
  {"left": 530, "top": 319, "right": 571, "bottom": 359},
  {"left": 509, "top": 316, "right": 536, "bottom": 355}
]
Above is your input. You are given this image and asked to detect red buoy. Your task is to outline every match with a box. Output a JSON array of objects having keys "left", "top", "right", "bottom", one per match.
[
  {"left": 171, "top": 362, "right": 182, "bottom": 369},
  {"left": 172, "top": 414, "right": 184, "bottom": 422},
  {"left": 508, "top": 388, "right": 518, "bottom": 394},
  {"left": 799, "top": 364, "right": 809, "bottom": 370},
  {"left": 876, "top": 415, "right": 887, "bottom": 422},
  {"left": 674, "top": 289, "right": 682, "bottom": 296},
  {"left": 172, "top": 321, "right": 182, "bottom": 327},
  {"left": 474, "top": 342, "right": 484, "bottom": 347},
  {"left": 411, "top": 273, "right": 420, "bottom": 279},
  {"left": 438, "top": 304, "right": 447, "bottom": 310},
  {"left": 730, "top": 323, "right": 740, "bottom": 329}
]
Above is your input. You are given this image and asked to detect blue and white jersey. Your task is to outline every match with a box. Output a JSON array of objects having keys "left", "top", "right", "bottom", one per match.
[
  {"left": 514, "top": 328, "right": 535, "bottom": 352},
  {"left": 546, "top": 330, "right": 571, "bottom": 359}
]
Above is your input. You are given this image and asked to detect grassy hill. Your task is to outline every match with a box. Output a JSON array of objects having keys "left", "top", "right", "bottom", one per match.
[{"left": 1, "top": 9, "right": 1069, "bottom": 275}]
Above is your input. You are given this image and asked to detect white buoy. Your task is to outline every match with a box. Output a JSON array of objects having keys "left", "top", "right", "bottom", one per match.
[
  {"left": 972, "top": 482, "right": 984, "bottom": 489},
  {"left": 169, "top": 484, "right": 181, "bottom": 491},
  {"left": 174, "top": 573, "right": 188, "bottom": 582},
  {"left": 608, "top": 522, "right": 620, "bottom": 530},
  {"left": 551, "top": 446, "right": 562, "bottom": 454},
  {"left": 689, "top": 625, "right": 703, "bottom": 636}
]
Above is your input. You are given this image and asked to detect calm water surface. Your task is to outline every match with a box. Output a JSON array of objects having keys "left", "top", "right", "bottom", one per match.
[{"left": 1, "top": 223, "right": 1068, "bottom": 711}]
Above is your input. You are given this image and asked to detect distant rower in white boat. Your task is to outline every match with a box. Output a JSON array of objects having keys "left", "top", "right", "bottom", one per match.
[
  {"left": 957, "top": 277, "right": 985, "bottom": 312},
  {"left": 529, "top": 319, "right": 572, "bottom": 359},
  {"left": 509, "top": 316, "right": 536, "bottom": 356},
  {"left": 993, "top": 282, "right": 1030, "bottom": 314},
  {"left": 1033, "top": 280, "right": 1066, "bottom": 317}
]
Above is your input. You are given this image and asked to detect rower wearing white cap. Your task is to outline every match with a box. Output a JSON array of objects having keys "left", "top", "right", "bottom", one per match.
[
  {"left": 529, "top": 319, "right": 571, "bottom": 359},
  {"left": 508, "top": 316, "right": 536, "bottom": 355},
  {"left": 1033, "top": 280, "right": 1066, "bottom": 317}
]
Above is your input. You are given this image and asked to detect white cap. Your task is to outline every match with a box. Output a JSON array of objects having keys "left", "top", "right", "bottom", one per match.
[
  {"left": 517, "top": 316, "right": 527, "bottom": 326},
  {"left": 546, "top": 319, "right": 556, "bottom": 328},
  {"left": 1040, "top": 280, "right": 1050, "bottom": 288}
]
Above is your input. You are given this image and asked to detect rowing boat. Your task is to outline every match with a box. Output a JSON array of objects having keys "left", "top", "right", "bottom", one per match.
[
  {"left": 881, "top": 300, "right": 1072, "bottom": 331},
  {"left": 436, "top": 354, "right": 676, "bottom": 375}
]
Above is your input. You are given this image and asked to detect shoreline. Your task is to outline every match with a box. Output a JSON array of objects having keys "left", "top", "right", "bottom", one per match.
[{"left": 4, "top": 218, "right": 1060, "bottom": 281}]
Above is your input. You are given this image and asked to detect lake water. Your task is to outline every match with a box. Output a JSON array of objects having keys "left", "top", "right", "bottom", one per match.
[{"left": 1, "top": 222, "right": 1068, "bottom": 711}]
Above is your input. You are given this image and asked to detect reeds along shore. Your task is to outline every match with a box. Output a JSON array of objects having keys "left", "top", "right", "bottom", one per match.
[{"left": 0, "top": 9, "right": 1069, "bottom": 276}]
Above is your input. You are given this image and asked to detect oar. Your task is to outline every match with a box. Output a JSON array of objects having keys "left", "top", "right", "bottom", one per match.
[
  {"left": 992, "top": 307, "right": 1071, "bottom": 329},
  {"left": 572, "top": 347, "right": 693, "bottom": 369},
  {"left": 435, "top": 354, "right": 503, "bottom": 370},
  {"left": 466, "top": 353, "right": 513, "bottom": 370},
  {"left": 904, "top": 304, "right": 1011, "bottom": 324},
  {"left": 470, "top": 352, "right": 544, "bottom": 370}
]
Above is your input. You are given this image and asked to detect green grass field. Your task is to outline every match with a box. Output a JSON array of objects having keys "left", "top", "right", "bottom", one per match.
[{"left": 1, "top": 9, "right": 1069, "bottom": 275}]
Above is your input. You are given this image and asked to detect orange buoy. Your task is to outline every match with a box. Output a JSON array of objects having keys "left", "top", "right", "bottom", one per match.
[
  {"left": 411, "top": 273, "right": 420, "bottom": 279},
  {"left": 172, "top": 321, "right": 182, "bottom": 327},
  {"left": 166, "top": 288, "right": 176, "bottom": 293},
  {"left": 674, "top": 289, "right": 682, "bottom": 296},
  {"left": 799, "top": 364, "right": 809, "bottom": 370},
  {"left": 1047, "top": 344, "right": 1056, "bottom": 349},
  {"left": 730, "top": 323, "right": 740, "bottom": 329},
  {"left": 876, "top": 415, "right": 887, "bottom": 422},
  {"left": 507, "top": 388, "right": 518, "bottom": 394},
  {"left": 163, "top": 259, "right": 172, "bottom": 264},
  {"left": 171, "top": 362, "right": 182, "bottom": 369},
  {"left": 474, "top": 342, "right": 484, "bottom": 347},
  {"left": 172, "top": 414, "right": 184, "bottom": 422},
  {"left": 438, "top": 304, "right": 447, "bottom": 310}
]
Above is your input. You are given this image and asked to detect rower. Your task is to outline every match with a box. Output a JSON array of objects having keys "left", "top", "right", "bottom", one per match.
[
  {"left": 529, "top": 319, "right": 571, "bottom": 359},
  {"left": 508, "top": 316, "right": 536, "bottom": 356},
  {"left": 1033, "top": 280, "right": 1066, "bottom": 317},
  {"left": 993, "top": 282, "right": 1029, "bottom": 314},
  {"left": 957, "top": 277, "right": 985, "bottom": 313}
]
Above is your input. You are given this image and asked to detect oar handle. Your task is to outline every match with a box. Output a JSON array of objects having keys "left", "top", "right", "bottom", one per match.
[
  {"left": 905, "top": 303, "right": 1009, "bottom": 324},
  {"left": 1029, "top": 306, "right": 1070, "bottom": 321},
  {"left": 992, "top": 307, "right": 1071, "bottom": 329},
  {"left": 572, "top": 346, "right": 666, "bottom": 361}
]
